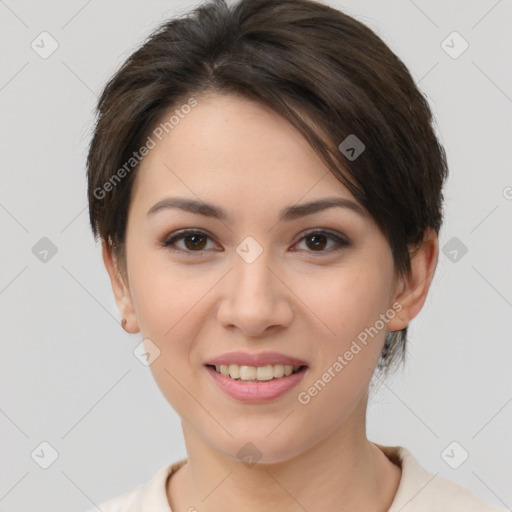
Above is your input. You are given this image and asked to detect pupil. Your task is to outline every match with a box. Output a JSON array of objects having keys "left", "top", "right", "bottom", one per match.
[
  {"left": 186, "top": 235, "right": 206, "bottom": 250},
  {"left": 308, "top": 234, "right": 326, "bottom": 250},
  {"left": 183, "top": 234, "right": 328, "bottom": 251}
]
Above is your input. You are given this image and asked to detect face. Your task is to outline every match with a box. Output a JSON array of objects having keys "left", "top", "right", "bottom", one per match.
[{"left": 105, "top": 92, "right": 421, "bottom": 464}]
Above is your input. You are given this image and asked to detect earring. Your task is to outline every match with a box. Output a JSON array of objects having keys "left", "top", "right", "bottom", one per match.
[{"left": 121, "top": 318, "right": 128, "bottom": 331}]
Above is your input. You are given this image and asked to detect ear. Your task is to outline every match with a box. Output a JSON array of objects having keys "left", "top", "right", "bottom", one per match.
[
  {"left": 387, "top": 228, "right": 439, "bottom": 332},
  {"left": 101, "top": 239, "right": 140, "bottom": 334}
]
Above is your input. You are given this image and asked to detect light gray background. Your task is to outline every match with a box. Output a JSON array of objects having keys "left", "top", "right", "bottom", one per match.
[{"left": 1, "top": 0, "right": 511, "bottom": 511}]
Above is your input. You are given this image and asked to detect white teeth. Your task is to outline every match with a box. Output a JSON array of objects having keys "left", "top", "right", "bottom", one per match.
[
  {"left": 228, "top": 364, "right": 240, "bottom": 379},
  {"left": 256, "top": 365, "right": 274, "bottom": 380},
  {"left": 240, "top": 365, "right": 257, "bottom": 380},
  {"left": 213, "top": 363, "right": 301, "bottom": 381},
  {"left": 273, "top": 364, "right": 285, "bottom": 378}
]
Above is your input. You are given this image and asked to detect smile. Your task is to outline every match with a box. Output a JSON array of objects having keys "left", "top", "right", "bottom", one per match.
[
  {"left": 204, "top": 364, "right": 308, "bottom": 403},
  {"left": 209, "top": 363, "right": 306, "bottom": 381}
]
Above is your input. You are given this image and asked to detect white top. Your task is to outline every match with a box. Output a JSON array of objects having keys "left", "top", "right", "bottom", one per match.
[{"left": 87, "top": 445, "right": 505, "bottom": 511}]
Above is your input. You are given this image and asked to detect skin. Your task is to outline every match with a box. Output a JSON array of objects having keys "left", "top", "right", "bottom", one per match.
[{"left": 103, "top": 92, "right": 438, "bottom": 511}]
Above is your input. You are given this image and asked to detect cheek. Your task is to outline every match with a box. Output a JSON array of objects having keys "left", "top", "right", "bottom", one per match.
[
  {"left": 127, "top": 257, "right": 210, "bottom": 415},
  {"left": 129, "top": 252, "right": 208, "bottom": 339},
  {"left": 292, "top": 262, "right": 392, "bottom": 352},
  {"left": 293, "top": 256, "right": 394, "bottom": 418},
  {"left": 130, "top": 243, "right": 393, "bottom": 357},
  {"left": 293, "top": 268, "right": 390, "bottom": 428}
]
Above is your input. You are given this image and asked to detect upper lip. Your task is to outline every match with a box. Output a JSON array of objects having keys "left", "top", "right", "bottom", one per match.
[{"left": 204, "top": 351, "right": 308, "bottom": 368}]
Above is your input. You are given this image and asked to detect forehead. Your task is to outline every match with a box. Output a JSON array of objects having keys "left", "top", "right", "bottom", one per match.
[{"left": 131, "top": 92, "right": 360, "bottom": 214}]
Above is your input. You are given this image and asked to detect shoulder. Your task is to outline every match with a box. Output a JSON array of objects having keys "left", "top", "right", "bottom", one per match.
[
  {"left": 84, "top": 484, "right": 144, "bottom": 512},
  {"left": 84, "top": 458, "right": 188, "bottom": 512},
  {"left": 378, "top": 444, "right": 506, "bottom": 512}
]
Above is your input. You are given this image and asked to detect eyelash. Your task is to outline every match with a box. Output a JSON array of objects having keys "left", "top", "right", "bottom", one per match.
[{"left": 161, "top": 228, "right": 350, "bottom": 256}]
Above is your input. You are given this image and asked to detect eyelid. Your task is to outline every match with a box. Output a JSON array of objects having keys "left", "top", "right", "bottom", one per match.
[
  {"left": 162, "top": 228, "right": 220, "bottom": 253},
  {"left": 162, "top": 227, "right": 350, "bottom": 255},
  {"left": 291, "top": 228, "right": 350, "bottom": 255},
  {"left": 295, "top": 228, "right": 349, "bottom": 245}
]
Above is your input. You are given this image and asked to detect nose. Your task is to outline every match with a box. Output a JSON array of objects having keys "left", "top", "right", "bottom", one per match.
[{"left": 217, "top": 247, "right": 293, "bottom": 337}]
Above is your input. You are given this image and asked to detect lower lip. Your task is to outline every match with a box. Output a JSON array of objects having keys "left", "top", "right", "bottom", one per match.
[{"left": 205, "top": 365, "right": 307, "bottom": 403}]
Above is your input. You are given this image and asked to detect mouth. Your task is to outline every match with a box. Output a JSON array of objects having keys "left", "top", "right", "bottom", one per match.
[
  {"left": 205, "top": 363, "right": 308, "bottom": 382},
  {"left": 204, "top": 362, "right": 308, "bottom": 402}
]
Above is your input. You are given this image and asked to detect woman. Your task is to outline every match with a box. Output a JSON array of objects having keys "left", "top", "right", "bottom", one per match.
[{"left": 85, "top": 0, "right": 504, "bottom": 510}]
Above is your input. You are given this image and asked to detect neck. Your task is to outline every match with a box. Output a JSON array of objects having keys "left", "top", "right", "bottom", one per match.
[{"left": 167, "top": 409, "right": 401, "bottom": 511}]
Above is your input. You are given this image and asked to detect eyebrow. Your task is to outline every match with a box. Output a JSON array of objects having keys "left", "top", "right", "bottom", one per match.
[{"left": 146, "top": 196, "right": 367, "bottom": 221}]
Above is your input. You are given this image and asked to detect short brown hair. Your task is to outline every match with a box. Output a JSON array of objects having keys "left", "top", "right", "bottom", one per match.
[{"left": 87, "top": 0, "right": 448, "bottom": 373}]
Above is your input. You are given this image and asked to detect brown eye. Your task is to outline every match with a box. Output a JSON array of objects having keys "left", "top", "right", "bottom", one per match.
[
  {"left": 305, "top": 233, "right": 328, "bottom": 251},
  {"left": 295, "top": 230, "right": 350, "bottom": 254},
  {"left": 182, "top": 233, "right": 207, "bottom": 250},
  {"left": 162, "top": 228, "right": 349, "bottom": 256},
  {"left": 163, "top": 230, "right": 215, "bottom": 253}
]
